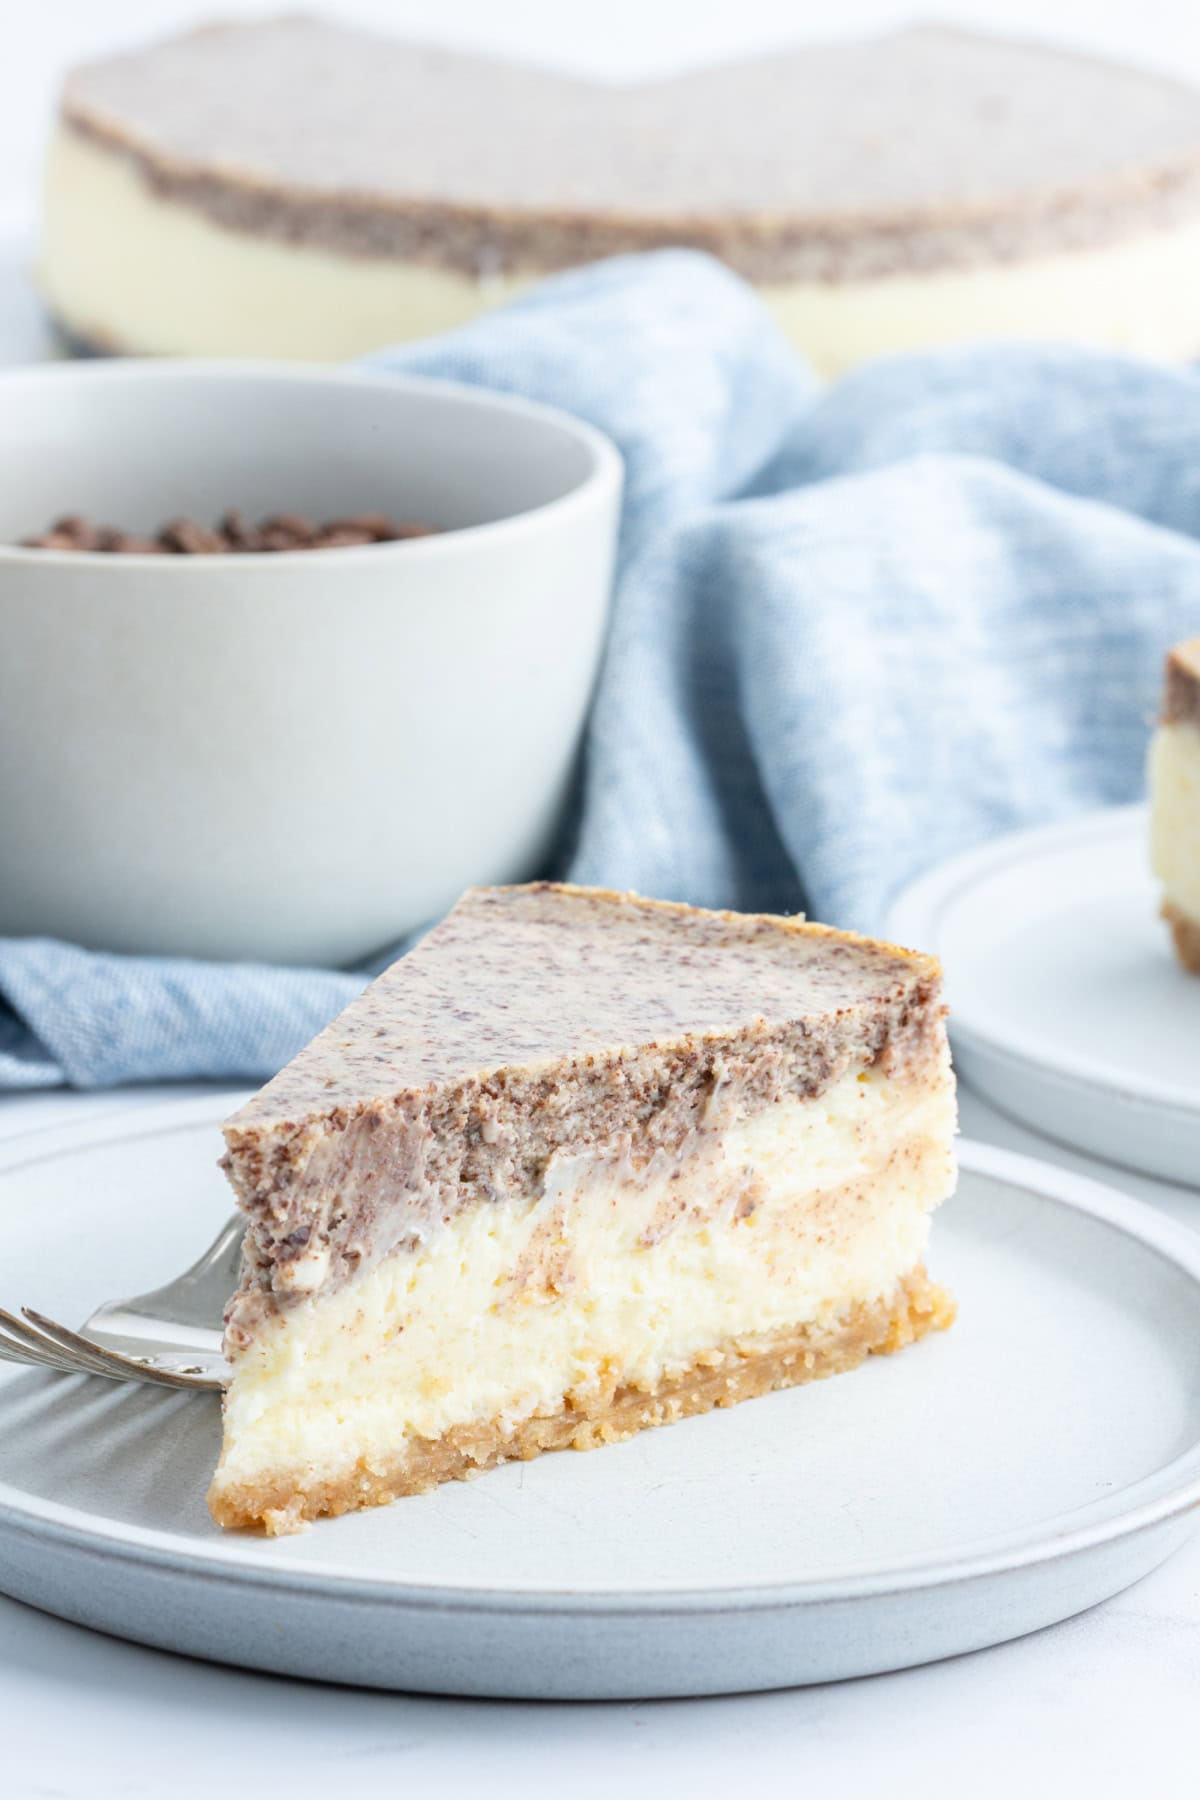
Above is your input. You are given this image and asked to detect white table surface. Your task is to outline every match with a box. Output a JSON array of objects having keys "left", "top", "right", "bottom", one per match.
[{"left": 1, "top": 1079, "right": 1197, "bottom": 1800}]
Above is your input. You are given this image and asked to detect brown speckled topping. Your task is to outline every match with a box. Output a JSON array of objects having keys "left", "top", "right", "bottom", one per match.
[
  {"left": 61, "top": 22, "right": 1200, "bottom": 282},
  {"left": 1164, "top": 638, "right": 1200, "bottom": 726},
  {"left": 220, "top": 885, "right": 947, "bottom": 1340},
  {"left": 230, "top": 883, "right": 935, "bottom": 1128}
]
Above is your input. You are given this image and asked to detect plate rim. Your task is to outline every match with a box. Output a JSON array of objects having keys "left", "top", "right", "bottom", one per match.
[
  {"left": 2, "top": 1100, "right": 1200, "bottom": 1615},
  {"left": 886, "top": 803, "right": 1200, "bottom": 1119}
]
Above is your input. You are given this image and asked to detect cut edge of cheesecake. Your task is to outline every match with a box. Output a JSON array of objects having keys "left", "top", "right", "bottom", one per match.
[
  {"left": 208, "top": 883, "right": 958, "bottom": 1534},
  {"left": 1164, "top": 636, "right": 1200, "bottom": 728},
  {"left": 1152, "top": 639, "right": 1200, "bottom": 972},
  {"left": 211, "top": 1271, "right": 955, "bottom": 1537}
]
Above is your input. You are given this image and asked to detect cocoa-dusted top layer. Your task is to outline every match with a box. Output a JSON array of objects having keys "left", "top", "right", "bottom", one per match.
[
  {"left": 230, "top": 884, "right": 937, "bottom": 1129},
  {"left": 1164, "top": 638, "right": 1200, "bottom": 727},
  {"left": 221, "top": 885, "right": 946, "bottom": 1339},
  {"left": 62, "top": 22, "right": 1200, "bottom": 282}
]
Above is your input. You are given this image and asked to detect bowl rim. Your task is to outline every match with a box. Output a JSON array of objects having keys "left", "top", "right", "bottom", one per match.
[{"left": 0, "top": 358, "right": 625, "bottom": 570}]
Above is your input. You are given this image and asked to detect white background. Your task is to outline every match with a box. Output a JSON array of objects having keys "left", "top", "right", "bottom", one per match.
[{"left": 3, "top": 2, "right": 1200, "bottom": 1794}]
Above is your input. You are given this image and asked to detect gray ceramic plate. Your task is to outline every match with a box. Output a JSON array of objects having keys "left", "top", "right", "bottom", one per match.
[
  {"left": 1, "top": 1100, "right": 1198, "bottom": 1698},
  {"left": 887, "top": 806, "right": 1200, "bottom": 1186}
]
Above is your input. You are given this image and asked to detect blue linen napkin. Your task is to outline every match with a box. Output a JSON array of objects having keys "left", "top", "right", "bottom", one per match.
[{"left": 4, "top": 249, "right": 1199, "bottom": 1089}]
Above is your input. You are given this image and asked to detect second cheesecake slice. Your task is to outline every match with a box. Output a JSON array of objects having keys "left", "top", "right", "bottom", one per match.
[
  {"left": 1151, "top": 638, "right": 1200, "bottom": 971},
  {"left": 210, "top": 884, "right": 957, "bottom": 1533}
]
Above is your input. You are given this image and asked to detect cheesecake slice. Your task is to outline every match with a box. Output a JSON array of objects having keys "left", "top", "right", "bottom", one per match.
[
  {"left": 209, "top": 884, "right": 957, "bottom": 1534},
  {"left": 41, "top": 21, "right": 1200, "bottom": 371},
  {"left": 1150, "top": 639, "right": 1200, "bottom": 972}
]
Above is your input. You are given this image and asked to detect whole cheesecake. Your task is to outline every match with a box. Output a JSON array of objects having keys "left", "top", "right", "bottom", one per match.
[
  {"left": 209, "top": 883, "right": 957, "bottom": 1534},
  {"left": 40, "top": 20, "right": 1200, "bottom": 372}
]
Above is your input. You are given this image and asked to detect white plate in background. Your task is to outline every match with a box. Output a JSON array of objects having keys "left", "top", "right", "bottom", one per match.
[
  {"left": 888, "top": 806, "right": 1200, "bottom": 1187},
  {"left": 1, "top": 1101, "right": 1199, "bottom": 1697}
]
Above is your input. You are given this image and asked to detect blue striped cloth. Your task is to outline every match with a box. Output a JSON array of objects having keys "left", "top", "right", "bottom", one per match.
[{"left": 4, "top": 250, "right": 1197, "bottom": 1089}]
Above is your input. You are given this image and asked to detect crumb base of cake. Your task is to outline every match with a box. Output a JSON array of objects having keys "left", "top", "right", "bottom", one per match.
[
  {"left": 1164, "top": 901, "right": 1200, "bottom": 973},
  {"left": 208, "top": 1265, "right": 954, "bottom": 1534}
]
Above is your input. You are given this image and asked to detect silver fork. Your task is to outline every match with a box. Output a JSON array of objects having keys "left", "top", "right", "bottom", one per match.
[{"left": 0, "top": 1215, "right": 243, "bottom": 1392}]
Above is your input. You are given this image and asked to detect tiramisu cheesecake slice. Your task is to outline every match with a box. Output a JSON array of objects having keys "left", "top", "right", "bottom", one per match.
[
  {"left": 1150, "top": 639, "right": 1200, "bottom": 972},
  {"left": 41, "top": 21, "right": 1200, "bottom": 371},
  {"left": 209, "top": 883, "right": 956, "bottom": 1534}
]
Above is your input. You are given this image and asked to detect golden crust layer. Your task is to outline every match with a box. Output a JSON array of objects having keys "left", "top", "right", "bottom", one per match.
[
  {"left": 1164, "top": 900, "right": 1200, "bottom": 973},
  {"left": 209, "top": 1265, "right": 954, "bottom": 1534}
]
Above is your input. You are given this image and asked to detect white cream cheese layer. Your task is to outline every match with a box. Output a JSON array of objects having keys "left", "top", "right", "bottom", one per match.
[
  {"left": 41, "top": 125, "right": 1200, "bottom": 370},
  {"left": 1150, "top": 720, "right": 1200, "bottom": 925},
  {"left": 213, "top": 1055, "right": 956, "bottom": 1494},
  {"left": 761, "top": 224, "right": 1200, "bottom": 374},
  {"left": 39, "top": 128, "right": 529, "bottom": 358}
]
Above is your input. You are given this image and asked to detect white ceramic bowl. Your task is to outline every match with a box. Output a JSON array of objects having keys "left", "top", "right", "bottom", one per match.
[{"left": 0, "top": 361, "right": 622, "bottom": 965}]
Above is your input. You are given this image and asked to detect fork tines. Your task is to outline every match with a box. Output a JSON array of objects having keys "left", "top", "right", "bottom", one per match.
[{"left": 0, "top": 1306, "right": 216, "bottom": 1390}]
